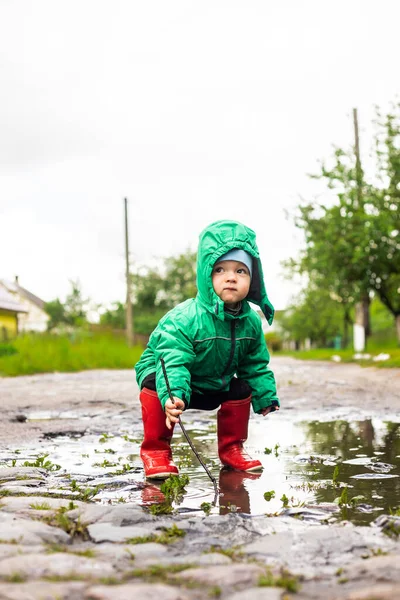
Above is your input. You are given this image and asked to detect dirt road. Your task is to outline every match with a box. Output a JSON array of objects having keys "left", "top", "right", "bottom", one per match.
[{"left": 0, "top": 357, "right": 399, "bottom": 445}]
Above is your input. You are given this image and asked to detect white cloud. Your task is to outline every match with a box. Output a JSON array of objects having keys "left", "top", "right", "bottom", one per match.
[{"left": 1, "top": 0, "right": 399, "bottom": 310}]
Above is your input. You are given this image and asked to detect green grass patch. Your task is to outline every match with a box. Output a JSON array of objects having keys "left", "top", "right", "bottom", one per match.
[
  {"left": 127, "top": 524, "right": 186, "bottom": 545},
  {"left": 276, "top": 347, "right": 400, "bottom": 368},
  {"left": 0, "top": 332, "right": 143, "bottom": 376}
]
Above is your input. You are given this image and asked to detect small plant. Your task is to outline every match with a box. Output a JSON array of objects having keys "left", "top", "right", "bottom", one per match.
[
  {"left": 281, "top": 494, "right": 289, "bottom": 507},
  {"left": 99, "top": 432, "right": 113, "bottom": 443},
  {"left": 206, "top": 546, "right": 243, "bottom": 560},
  {"left": 264, "top": 447, "right": 272, "bottom": 455},
  {"left": 29, "top": 502, "right": 51, "bottom": 510},
  {"left": 274, "top": 444, "right": 280, "bottom": 457},
  {"left": 4, "top": 572, "right": 27, "bottom": 583},
  {"left": 77, "top": 486, "right": 99, "bottom": 502},
  {"left": 336, "top": 487, "right": 348, "bottom": 507},
  {"left": 263, "top": 491, "right": 275, "bottom": 502},
  {"left": 148, "top": 502, "right": 174, "bottom": 516},
  {"left": 23, "top": 453, "right": 61, "bottom": 471},
  {"left": 70, "top": 479, "right": 80, "bottom": 492},
  {"left": 259, "top": 567, "right": 299, "bottom": 592},
  {"left": 128, "top": 524, "right": 186, "bottom": 545},
  {"left": 332, "top": 465, "right": 340, "bottom": 486},
  {"left": 209, "top": 586, "right": 222, "bottom": 597},
  {"left": 122, "top": 434, "right": 137, "bottom": 443},
  {"left": 349, "top": 495, "right": 365, "bottom": 508},
  {"left": 200, "top": 502, "right": 212, "bottom": 516},
  {"left": 92, "top": 459, "right": 118, "bottom": 468},
  {"left": 160, "top": 474, "right": 189, "bottom": 504}
]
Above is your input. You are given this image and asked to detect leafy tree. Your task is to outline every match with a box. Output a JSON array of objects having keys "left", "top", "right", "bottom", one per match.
[
  {"left": 45, "top": 298, "right": 67, "bottom": 331},
  {"left": 278, "top": 286, "right": 344, "bottom": 347},
  {"left": 100, "top": 250, "right": 197, "bottom": 336},
  {"left": 287, "top": 103, "right": 400, "bottom": 344},
  {"left": 45, "top": 280, "right": 89, "bottom": 330},
  {"left": 64, "top": 279, "right": 88, "bottom": 327},
  {"left": 99, "top": 301, "right": 125, "bottom": 329}
]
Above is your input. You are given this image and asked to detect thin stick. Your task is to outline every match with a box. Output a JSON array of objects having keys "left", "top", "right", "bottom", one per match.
[{"left": 160, "top": 358, "right": 219, "bottom": 501}]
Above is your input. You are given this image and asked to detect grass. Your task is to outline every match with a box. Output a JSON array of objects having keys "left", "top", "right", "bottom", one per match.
[
  {"left": 276, "top": 346, "right": 400, "bottom": 368},
  {"left": 0, "top": 332, "right": 143, "bottom": 376}
]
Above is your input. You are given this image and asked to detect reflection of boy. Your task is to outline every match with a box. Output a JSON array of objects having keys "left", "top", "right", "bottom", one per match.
[{"left": 135, "top": 220, "right": 280, "bottom": 479}]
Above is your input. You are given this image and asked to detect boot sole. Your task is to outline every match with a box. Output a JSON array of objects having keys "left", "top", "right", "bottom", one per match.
[
  {"left": 244, "top": 464, "right": 263, "bottom": 472},
  {"left": 145, "top": 471, "right": 178, "bottom": 480}
]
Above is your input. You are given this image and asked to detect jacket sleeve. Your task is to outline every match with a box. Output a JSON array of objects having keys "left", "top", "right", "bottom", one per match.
[
  {"left": 150, "top": 313, "right": 196, "bottom": 409},
  {"left": 236, "top": 325, "right": 280, "bottom": 414}
]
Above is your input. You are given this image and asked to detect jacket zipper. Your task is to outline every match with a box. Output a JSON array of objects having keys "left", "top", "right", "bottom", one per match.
[{"left": 221, "top": 319, "right": 236, "bottom": 387}]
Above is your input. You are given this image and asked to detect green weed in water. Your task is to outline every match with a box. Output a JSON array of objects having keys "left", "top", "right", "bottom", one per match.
[
  {"left": 332, "top": 465, "right": 340, "bottom": 486},
  {"left": 160, "top": 474, "right": 189, "bottom": 504},
  {"left": 200, "top": 502, "right": 212, "bottom": 516},
  {"left": 23, "top": 453, "right": 61, "bottom": 472},
  {"left": 263, "top": 491, "right": 275, "bottom": 502}
]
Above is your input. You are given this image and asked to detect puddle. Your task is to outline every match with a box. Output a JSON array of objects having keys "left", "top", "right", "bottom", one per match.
[{"left": 1, "top": 416, "right": 399, "bottom": 526}]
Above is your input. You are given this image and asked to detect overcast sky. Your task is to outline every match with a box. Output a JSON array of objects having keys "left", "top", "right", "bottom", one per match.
[{"left": 1, "top": 1, "right": 399, "bottom": 312}]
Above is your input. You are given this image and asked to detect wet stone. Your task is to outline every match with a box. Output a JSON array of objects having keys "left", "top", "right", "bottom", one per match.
[
  {"left": 339, "top": 554, "right": 400, "bottom": 584},
  {"left": 333, "top": 584, "right": 400, "bottom": 600},
  {"left": 0, "top": 552, "right": 116, "bottom": 580},
  {"left": 0, "top": 495, "right": 85, "bottom": 515},
  {"left": 0, "top": 513, "right": 70, "bottom": 545},
  {"left": 0, "top": 468, "right": 46, "bottom": 482},
  {"left": 88, "top": 522, "right": 156, "bottom": 543},
  {"left": 177, "top": 563, "right": 265, "bottom": 587},
  {"left": 242, "top": 523, "right": 397, "bottom": 578},
  {"left": 227, "top": 589, "right": 284, "bottom": 600},
  {"left": 85, "top": 583, "right": 192, "bottom": 600},
  {"left": 0, "top": 581, "right": 87, "bottom": 600},
  {"left": 0, "top": 544, "right": 44, "bottom": 560}
]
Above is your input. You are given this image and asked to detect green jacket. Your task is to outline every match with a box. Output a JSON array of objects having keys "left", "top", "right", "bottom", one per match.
[{"left": 135, "top": 220, "right": 279, "bottom": 413}]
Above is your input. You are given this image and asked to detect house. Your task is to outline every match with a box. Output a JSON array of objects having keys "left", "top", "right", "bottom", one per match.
[
  {"left": 0, "top": 278, "right": 49, "bottom": 333},
  {"left": 0, "top": 286, "right": 27, "bottom": 340}
]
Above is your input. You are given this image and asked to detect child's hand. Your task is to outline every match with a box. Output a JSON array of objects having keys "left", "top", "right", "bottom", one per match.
[
  {"left": 165, "top": 397, "right": 185, "bottom": 429},
  {"left": 260, "top": 405, "right": 279, "bottom": 416}
]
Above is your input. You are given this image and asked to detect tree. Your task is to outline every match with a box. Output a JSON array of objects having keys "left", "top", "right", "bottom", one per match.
[
  {"left": 100, "top": 250, "right": 198, "bottom": 336},
  {"left": 45, "top": 280, "right": 89, "bottom": 330},
  {"left": 278, "top": 286, "right": 344, "bottom": 348},
  {"left": 64, "top": 279, "right": 89, "bottom": 327},
  {"left": 287, "top": 104, "right": 400, "bottom": 344},
  {"left": 45, "top": 298, "right": 67, "bottom": 331}
]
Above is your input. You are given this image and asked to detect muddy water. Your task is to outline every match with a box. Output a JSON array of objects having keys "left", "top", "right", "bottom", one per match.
[{"left": 1, "top": 412, "right": 399, "bottom": 525}]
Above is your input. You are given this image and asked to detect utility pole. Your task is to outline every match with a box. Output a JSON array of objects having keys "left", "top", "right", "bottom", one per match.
[
  {"left": 124, "top": 198, "right": 134, "bottom": 346},
  {"left": 352, "top": 108, "right": 369, "bottom": 352}
]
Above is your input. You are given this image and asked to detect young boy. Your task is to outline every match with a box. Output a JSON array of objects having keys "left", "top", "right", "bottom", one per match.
[{"left": 135, "top": 219, "right": 280, "bottom": 479}]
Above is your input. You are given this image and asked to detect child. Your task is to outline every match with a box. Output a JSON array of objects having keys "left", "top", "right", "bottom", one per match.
[{"left": 135, "top": 219, "right": 280, "bottom": 479}]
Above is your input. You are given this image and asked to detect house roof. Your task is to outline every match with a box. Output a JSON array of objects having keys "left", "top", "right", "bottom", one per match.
[
  {"left": 0, "top": 286, "right": 27, "bottom": 313},
  {"left": 0, "top": 279, "right": 46, "bottom": 310}
]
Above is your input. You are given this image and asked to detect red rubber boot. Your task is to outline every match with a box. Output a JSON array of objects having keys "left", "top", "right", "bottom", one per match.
[
  {"left": 217, "top": 396, "right": 262, "bottom": 472},
  {"left": 139, "top": 387, "right": 179, "bottom": 479}
]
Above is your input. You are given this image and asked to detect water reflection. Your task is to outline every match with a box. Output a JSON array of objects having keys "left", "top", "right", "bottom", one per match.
[
  {"left": 297, "top": 419, "right": 400, "bottom": 525},
  {"left": 1, "top": 416, "right": 399, "bottom": 526}
]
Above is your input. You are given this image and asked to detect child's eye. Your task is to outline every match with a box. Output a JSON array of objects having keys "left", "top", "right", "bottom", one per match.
[
  {"left": 237, "top": 268, "right": 249, "bottom": 275},
  {"left": 213, "top": 267, "right": 223, "bottom": 273}
]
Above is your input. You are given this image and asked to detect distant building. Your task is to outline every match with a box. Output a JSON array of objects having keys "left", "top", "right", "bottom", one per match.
[
  {"left": 0, "top": 278, "right": 49, "bottom": 333},
  {"left": 0, "top": 285, "right": 27, "bottom": 340}
]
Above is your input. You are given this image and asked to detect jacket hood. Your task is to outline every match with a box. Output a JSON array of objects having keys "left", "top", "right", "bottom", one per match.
[{"left": 196, "top": 220, "right": 274, "bottom": 324}]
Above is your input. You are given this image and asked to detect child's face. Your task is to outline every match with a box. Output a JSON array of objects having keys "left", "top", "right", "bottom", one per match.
[{"left": 212, "top": 260, "right": 251, "bottom": 307}]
